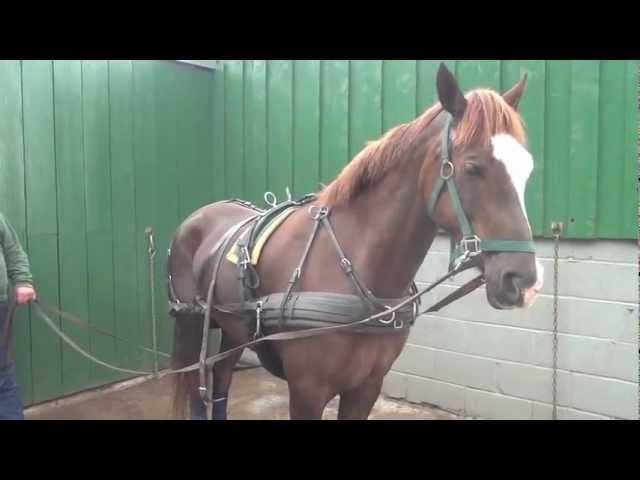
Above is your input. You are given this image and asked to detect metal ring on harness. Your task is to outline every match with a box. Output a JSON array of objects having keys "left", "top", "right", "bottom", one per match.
[
  {"left": 264, "top": 191, "right": 278, "bottom": 208},
  {"left": 378, "top": 306, "right": 403, "bottom": 329},
  {"left": 440, "top": 161, "right": 455, "bottom": 180},
  {"left": 308, "top": 205, "right": 328, "bottom": 220}
]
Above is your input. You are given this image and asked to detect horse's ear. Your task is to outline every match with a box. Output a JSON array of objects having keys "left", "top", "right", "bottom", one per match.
[
  {"left": 502, "top": 73, "right": 528, "bottom": 110},
  {"left": 436, "top": 63, "right": 467, "bottom": 120}
]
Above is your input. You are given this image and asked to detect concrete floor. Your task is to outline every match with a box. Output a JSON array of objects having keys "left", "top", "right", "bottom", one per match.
[{"left": 24, "top": 367, "right": 460, "bottom": 420}]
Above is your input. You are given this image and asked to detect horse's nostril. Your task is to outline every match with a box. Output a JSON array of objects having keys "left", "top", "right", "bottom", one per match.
[
  {"left": 500, "top": 271, "right": 522, "bottom": 302},
  {"left": 502, "top": 271, "right": 516, "bottom": 288}
]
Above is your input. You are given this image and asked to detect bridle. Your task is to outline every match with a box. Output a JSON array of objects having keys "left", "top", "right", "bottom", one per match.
[{"left": 427, "top": 115, "right": 537, "bottom": 273}]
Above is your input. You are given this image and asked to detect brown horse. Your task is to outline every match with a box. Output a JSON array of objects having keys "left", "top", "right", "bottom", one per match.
[{"left": 167, "top": 63, "right": 544, "bottom": 420}]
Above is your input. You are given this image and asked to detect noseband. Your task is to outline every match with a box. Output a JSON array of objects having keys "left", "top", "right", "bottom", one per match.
[{"left": 427, "top": 116, "right": 537, "bottom": 271}]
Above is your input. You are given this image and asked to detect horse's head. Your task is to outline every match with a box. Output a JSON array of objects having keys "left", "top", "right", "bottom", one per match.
[{"left": 426, "top": 63, "right": 543, "bottom": 310}]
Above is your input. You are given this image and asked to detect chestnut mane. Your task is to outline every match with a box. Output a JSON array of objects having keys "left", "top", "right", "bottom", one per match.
[{"left": 319, "top": 88, "right": 527, "bottom": 206}]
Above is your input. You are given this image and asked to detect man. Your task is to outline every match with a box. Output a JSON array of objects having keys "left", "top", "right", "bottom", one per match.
[{"left": 0, "top": 212, "right": 37, "bottom": 420}]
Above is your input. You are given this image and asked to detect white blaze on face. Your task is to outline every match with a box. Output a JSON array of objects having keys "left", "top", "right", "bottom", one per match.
[
  {"left": 491, "top": 134, "right": 534, "bottom": 228},
  {"left": 491, "top": 134, "right": 544, "bottom": 308}
]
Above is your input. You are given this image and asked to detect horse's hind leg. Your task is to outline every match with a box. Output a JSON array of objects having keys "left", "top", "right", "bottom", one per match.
[
  {"left": 337, "top": 377, "right": 384, "bottom": 420},
  {"left": 184, "top": 325, "right": 245, "bottom": 421}
]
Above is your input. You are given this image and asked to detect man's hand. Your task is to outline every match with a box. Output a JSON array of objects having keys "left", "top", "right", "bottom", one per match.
[{"left": 15, "top": 285, "right": 37, "bottom": 304}]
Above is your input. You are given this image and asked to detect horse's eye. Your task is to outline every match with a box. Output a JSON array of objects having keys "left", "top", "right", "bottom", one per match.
[{"left": 465, "top": 163, "right": 484, "bottom": 177}]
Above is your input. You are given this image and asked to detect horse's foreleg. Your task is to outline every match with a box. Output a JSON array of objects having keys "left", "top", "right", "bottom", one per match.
[{"left": 337, "top": 377, "right": 384, "bottom": 420}]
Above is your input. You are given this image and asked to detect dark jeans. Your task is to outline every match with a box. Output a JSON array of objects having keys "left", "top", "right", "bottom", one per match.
[{"left": 0, "top": 302, "right": 24, "bottom": 420}]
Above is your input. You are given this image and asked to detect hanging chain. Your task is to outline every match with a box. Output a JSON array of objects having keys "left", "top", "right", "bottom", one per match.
[
  {"left": 551, "top": 222, "right": 563, "bottom": 420},
  {"left": 145, "top": 227, "right": 159, "bottom": 378}
]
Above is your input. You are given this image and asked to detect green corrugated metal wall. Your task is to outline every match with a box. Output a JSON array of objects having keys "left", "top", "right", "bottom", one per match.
[
  {"left": 212, "top": 60, "right": 637, "bottom": 240},
  {"left": 0, "top": 60, "right": 216, "bottom": 405}
]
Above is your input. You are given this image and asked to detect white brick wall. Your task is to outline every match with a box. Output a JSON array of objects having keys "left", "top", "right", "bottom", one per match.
[{"left": 382, "top": 236, "right": 639, "bottom": 420}]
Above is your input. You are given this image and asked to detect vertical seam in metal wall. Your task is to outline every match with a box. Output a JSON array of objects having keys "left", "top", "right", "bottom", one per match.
[
  {"left": 381, "top": 61, "right": 386, "bottom": 132},
  {"left": 347, "top": 60, "right": 352, "bottom": 161},
  {"left": 637, "top": 59, "right": 639, "bottom": 420},
  {"left": 241, "top": 61, "right": 246, "bottom": 200},
  {"left": 542, "top": 61, "right": 550, "bottom": 236},
  {"left": 315, "top": 61, "right": 321, "bottom": 190},
  {"left": 265, "top": 61, "right": 270, "bottom": 194},
  {"left": 291, "top": 61, "right": 296, "bottom": 195},
  {"left": 80, "top": 60, "right": 92, "bottom": 382},
  {"left": 378, "top": 60, "right": 383, "bottom": 137},
  {"left": 595, "top": 61, "right": 604, "bottom": 237},
  {"left": 243, "top": 61, "right": 248, "bottom": 201},
  {"left": 19, "top": 60, "right": 36, "bottom": 402},
  {"left": 538, "top": 61, "right": 547, "bottom": 238},
  {"left": 106, "top": 61, "right": 118, "bottom": 371},
  {"left": 566, "top": 61, "right": 573, "bottom": 234},
  {"left": 130, "top": 61, "right": 142, "bottom": 370},
  {"left": 49, "top": 60, "right": 64, "bottom": 390},
  {"left": 175, "top": 66, "right": 183, "bottom": 225},
  {"left": 224, "top": 64, "right": 229, "bottom": 198},
  {"left": 318, "top": 61, "right": 323, "bottom": 185},
  {"left": 415, "top": 60, "right": 420, "bottom": 118},
  {"left": 593, "top": 62, "right": 601, "bottom": 237},
  {"left": 415, "top": 60, "right": 419, "bottom": 116},
  {"left": 211, "top": 65, "right": 216, "bottom": 202}
]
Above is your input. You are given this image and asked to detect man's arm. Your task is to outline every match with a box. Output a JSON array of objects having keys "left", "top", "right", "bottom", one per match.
[{"left": 0, "top": 214, "right": 36, "bottom": 303}]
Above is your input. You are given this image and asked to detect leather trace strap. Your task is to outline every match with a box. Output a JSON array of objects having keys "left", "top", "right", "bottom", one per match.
[{"left": 427, "top": 116, "right": 536, "bottom": 271}]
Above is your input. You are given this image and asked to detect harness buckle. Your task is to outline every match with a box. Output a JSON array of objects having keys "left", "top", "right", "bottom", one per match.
[
  {"left": 289, "top": 267, "right": 301, "bottom": 285},
  {"left": 239, "top": 245, "right": 251, "bottom": 267},
  {"left": 460, "top": 235, "right": 482, "bottom": 256},
  {"left": 254, "top": 301, "right": 263, "bottom": 340},
  {"left": 339, "top": 258, "right": 353, "bottom": 274}
]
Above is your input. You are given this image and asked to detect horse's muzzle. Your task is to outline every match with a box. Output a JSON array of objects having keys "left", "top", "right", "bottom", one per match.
[{"left": 484, "top": 255, "right": 544, "bottom": 310}]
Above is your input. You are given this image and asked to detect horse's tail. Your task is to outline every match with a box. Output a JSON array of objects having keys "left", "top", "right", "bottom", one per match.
[{"left": 170, "top": 312, "right": 204, "bottom": 419}]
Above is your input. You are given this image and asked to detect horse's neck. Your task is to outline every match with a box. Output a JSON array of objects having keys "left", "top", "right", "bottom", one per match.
[{"left": 331, "top": 156, "right": 438, "bottom": 298}]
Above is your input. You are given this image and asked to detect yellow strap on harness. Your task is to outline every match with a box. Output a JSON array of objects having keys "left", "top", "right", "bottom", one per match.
[{"left": 226, "top": 207, "right": 296, "bottom": 266}]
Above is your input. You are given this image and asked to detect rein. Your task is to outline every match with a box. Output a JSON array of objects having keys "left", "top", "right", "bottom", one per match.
[{"left": 26, "top": 254, "right": 481, "bottom": 380}]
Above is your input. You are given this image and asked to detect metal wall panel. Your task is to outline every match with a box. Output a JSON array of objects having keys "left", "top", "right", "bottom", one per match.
[
  {"left": 214, "top": 60, "right": 637, "bottom": 240},
  {"left": 0, "top": 60, "right": 216, "bottom": 405}
]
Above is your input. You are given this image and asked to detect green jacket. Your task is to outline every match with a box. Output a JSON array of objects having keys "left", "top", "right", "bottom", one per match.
[{"left": 0, "top": 212, "right": 33, "bottom": 302}]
